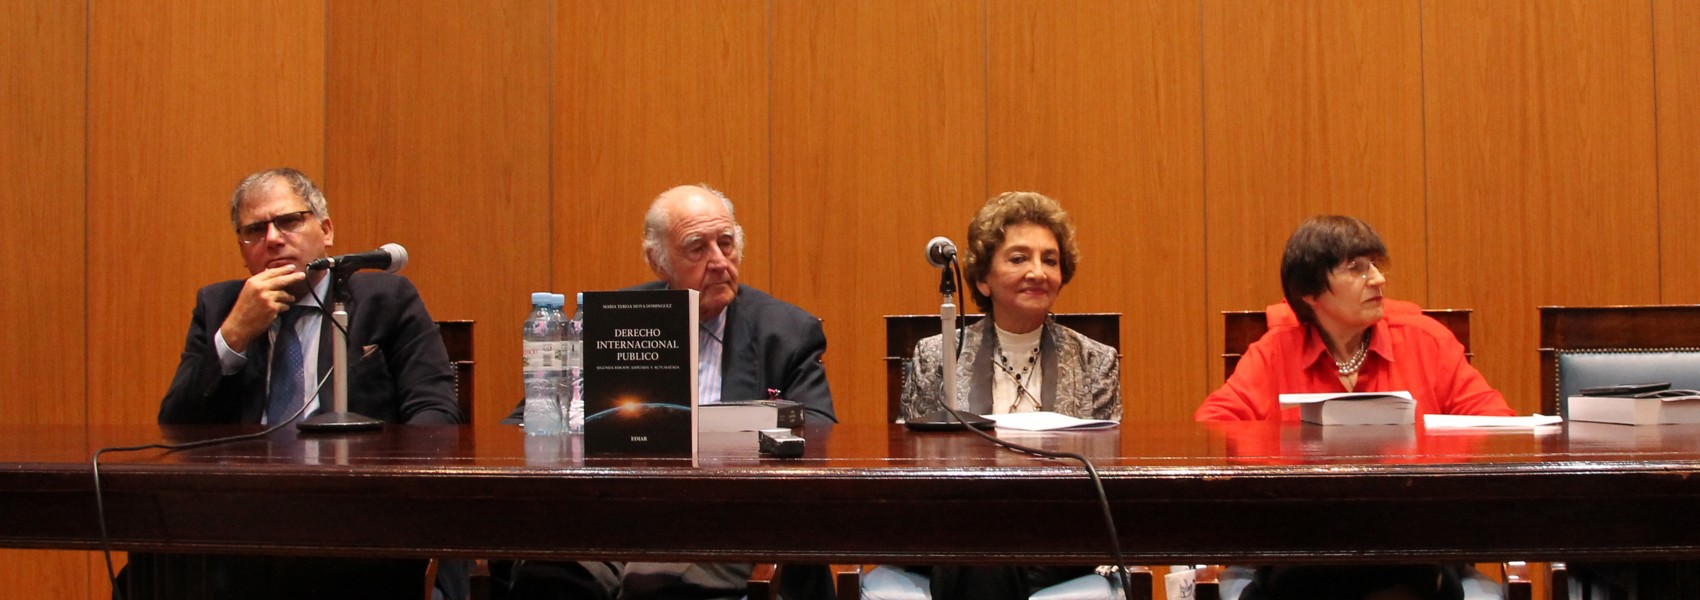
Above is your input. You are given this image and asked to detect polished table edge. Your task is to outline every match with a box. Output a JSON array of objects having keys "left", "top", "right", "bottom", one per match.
[{"left": 3, "top": 421, "right": 1700, "bottom": 564}]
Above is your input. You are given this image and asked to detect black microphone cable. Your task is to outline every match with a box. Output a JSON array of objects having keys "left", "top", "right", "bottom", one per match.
[
  {"left": 306, "top": 275, "right": 353, "bottom": 340},
  {"left": 927, "top": 399, "right": 1133, "bottom": 594},
  {"left": 951, "top": 258, "right": 968, "bottom": 360},
  {"left": 930, "top": 254, "right": 1134, "bottom": 595},
  {"left": 98, "top": 273, "right": 351, "bottom": 594},
  {"left": 93, "top": 367, "right": 334, "bottom": 594}
]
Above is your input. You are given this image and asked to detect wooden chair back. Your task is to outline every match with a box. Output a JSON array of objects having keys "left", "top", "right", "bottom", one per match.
[
  {"left": 1538, "top": 305, "right": 1700, "bottom": 416},
  {"left": 436, "top": 320, "right": 475, "bottom": 425}
]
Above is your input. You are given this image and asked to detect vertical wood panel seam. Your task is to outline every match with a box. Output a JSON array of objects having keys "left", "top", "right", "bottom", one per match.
[
  {"left": 550, "top": 0, "right": 557, "bottom": 294},
  {"left": 1649, "top": 0, "right": 1663, "bottom": 302},
  {"left": 322, "top": 0, "right": 330, "bottom": 226},
  {"left": 84, "top": 0, "right": 95, "bottom": 592},
  {"left": 1197, "top": 0, "right": 1210, "bottom": 393},
  {"left": 981, "top": 0, "right": 990, "bottom": 201},
  {"left": 765, "top": 0, "right": 773, "bottom": 288},
  {"left": 1418, "top": 0, "right": 1431, "bottom": 309},
  {"left": 83, "top": 0, "right": 92, "bottom": 431}
]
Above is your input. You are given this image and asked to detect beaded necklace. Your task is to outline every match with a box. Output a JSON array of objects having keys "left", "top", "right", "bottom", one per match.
[{"left": 994, "top": 345, "right": 1042, "bottom": 412}]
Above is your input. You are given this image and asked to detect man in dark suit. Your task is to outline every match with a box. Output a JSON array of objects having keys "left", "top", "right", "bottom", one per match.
[
  {"left": 160, "top": 167, "right": 459, "bottom": 426},
  {"left": 133, "top": 168, "right": 461, "bottom": 600},
  {"left": 506, "top": 184, "right": 835, "bottom": 600}
]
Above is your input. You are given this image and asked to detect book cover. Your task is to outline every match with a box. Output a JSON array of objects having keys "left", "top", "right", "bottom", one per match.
[
  {"left": 582, "top": 289, "right": 699, "bottom": 457},
  {"left": 1279, "top": 391, "right": 1416, "bottom": 425}
]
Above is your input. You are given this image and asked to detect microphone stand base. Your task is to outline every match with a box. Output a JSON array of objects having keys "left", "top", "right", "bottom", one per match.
[
  {"left": 903, "top": 409, "right": 996, "bottom": 432},
  {"left": 297, "top": 411, "right": 384, "bottom": 432}
]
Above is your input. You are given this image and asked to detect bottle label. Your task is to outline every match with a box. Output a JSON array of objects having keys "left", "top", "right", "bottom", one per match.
[
  {"left": 564, "top": 340, "right": 584, "bottom": 368},
  {"left": 523, "top": 341, "right": 562, "bottom": 371}
]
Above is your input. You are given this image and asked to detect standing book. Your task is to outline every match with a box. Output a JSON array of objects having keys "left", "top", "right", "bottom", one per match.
[{"left": 581, "top": 289, "right": 699, "bottom": 457}]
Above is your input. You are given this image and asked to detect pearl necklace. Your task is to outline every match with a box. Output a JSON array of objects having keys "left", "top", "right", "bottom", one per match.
[{"left": 1335, "top": 331, "right": 1371, "bottom": 376}]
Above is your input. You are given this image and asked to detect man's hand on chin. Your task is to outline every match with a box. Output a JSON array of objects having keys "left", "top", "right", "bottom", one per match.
[{"left": 220, "top": 264, "right": 306, "bottom": 352}]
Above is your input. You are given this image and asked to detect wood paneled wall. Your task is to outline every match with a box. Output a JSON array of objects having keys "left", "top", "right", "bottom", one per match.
[
  {"left": 1, "top": 1, "right": 89, "bottom": 597},
  {"left": 87, "top": 0, "right": 327, "bottom": 426},
  {"left": 770, "top": 0, "right": 988, "bottom": 427},
  {"left": 1424, "top": 0, "right": 1661, "bottom": 410},
  {"left": 4, "top": 1, "right": 1700, "bottom": 595},
  {"left": 328, "top": 0, "right": 552, "bottom": 428},
  {"left": 555, "top": 0, "right": 773, "bottom": 310},
  {"left": 1204, "top": 0, "right": 1430, "bottom": 389},
  {"left": 1658, "top": 0, "right": 1700, "bottom": 304},
  {"left": 988, "top": 0, "right": 1206, "bottom": 422}
]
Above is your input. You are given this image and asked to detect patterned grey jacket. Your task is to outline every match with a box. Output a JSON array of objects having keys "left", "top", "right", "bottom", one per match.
[{"left": 899, "top": 316, "right": 1122, "bottom": 422}]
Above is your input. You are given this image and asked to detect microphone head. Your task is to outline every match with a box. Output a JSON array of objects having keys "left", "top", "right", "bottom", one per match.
[
  {"left": 925, "top": 236, "right": 957, "bottom": 268},
  {"left": 379, "top": 243, "right": 408, "bottom": 273}
]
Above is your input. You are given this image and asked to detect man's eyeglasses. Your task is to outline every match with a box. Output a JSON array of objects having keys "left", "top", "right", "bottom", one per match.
[
  {"left": 1335, "top": 257, "right": 1387, "bottom": 281},
  {"left": 236, "top": 210, "right": 316, "bottom": 246}
]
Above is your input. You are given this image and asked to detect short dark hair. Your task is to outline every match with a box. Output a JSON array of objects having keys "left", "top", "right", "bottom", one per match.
[
  {"left": 962, "top": 191, "right": 1079, "bottom": 314},
  {"left": 1280, "top": 215, "right": 1387, "bottom": 325}
]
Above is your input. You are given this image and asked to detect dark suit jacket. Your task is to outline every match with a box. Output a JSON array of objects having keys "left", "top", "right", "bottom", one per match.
[
  {"left": 159, "top": 271, "right": 461, "bottom": 425},
  {"left": 625, "top": 281, "right": 836, "bottom": 423}
]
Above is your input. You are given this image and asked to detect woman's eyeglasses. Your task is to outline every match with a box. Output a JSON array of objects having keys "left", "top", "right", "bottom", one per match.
[{"left": 1336, "top": 257, "right": 1387, "bottom": 281}]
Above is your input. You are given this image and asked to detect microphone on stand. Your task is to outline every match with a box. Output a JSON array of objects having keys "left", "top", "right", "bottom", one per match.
[
  {"left": 925, "top": 236, "right": 956, "bottom": 268},
  {"left": 307, "top": 243, "right": 408, "bottom": 273},
  {"left": 906, "top": 236, "right": 993, "bottom": 431},
  {"left": 297, "top": 244, "right": 408, "bottom": 433}
]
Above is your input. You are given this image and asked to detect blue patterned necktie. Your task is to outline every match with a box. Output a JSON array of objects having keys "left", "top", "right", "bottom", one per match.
[{"left": 266, "top": 307, "right": 308, "bottom": 424}]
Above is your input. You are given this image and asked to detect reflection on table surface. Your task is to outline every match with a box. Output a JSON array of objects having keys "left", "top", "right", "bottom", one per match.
[{"left": 3, "top": 419, "right": 1699, "bottom": 564}]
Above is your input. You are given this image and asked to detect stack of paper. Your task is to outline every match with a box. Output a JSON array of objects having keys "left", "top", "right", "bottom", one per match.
[
  {"left": 984, "top": 412, "right": 1118, "bottom": 431},
  {"left": 1278, "top": 391, "right": 1416, "bottom": 425},
  {"left": 1422, "top": 414, "right": 1563, "bottom": 428}
]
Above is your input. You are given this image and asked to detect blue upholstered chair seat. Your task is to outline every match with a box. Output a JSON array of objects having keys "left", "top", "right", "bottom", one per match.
[{"left": 1556, "top": 351, "right": 1700, "bottom": 417}]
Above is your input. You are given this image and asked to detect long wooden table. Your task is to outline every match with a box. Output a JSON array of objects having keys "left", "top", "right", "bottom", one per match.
[{"left": 3, "top": 420, "right": 1699, "bottom": 565}]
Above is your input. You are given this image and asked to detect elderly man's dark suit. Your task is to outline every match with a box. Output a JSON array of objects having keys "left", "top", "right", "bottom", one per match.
[{"left": 625, "top": 281, "right": 834, "bottom": 422}]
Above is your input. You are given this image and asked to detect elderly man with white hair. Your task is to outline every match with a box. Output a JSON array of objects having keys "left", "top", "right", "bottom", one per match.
[
  {"left": 626, "top": 183, "right": 835, "bottom": 423},
  {"left": 505, "top": 184, "right": 835, "bottom": 600}
]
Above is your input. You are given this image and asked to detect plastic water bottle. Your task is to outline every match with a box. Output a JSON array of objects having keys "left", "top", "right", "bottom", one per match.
[
  {"left": 564, "top": 292, "right": 585, "bottom": 433},
  {"left": 548, "top": 293, "right": 571, "bottom": 430},
  {"left": 522, "top": 292, "right": 564, "bottom": 436}
]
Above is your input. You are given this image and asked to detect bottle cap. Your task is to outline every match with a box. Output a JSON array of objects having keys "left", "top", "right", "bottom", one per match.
[{"left": 531, "top": 292, "right": 552, "bottom": 306}]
